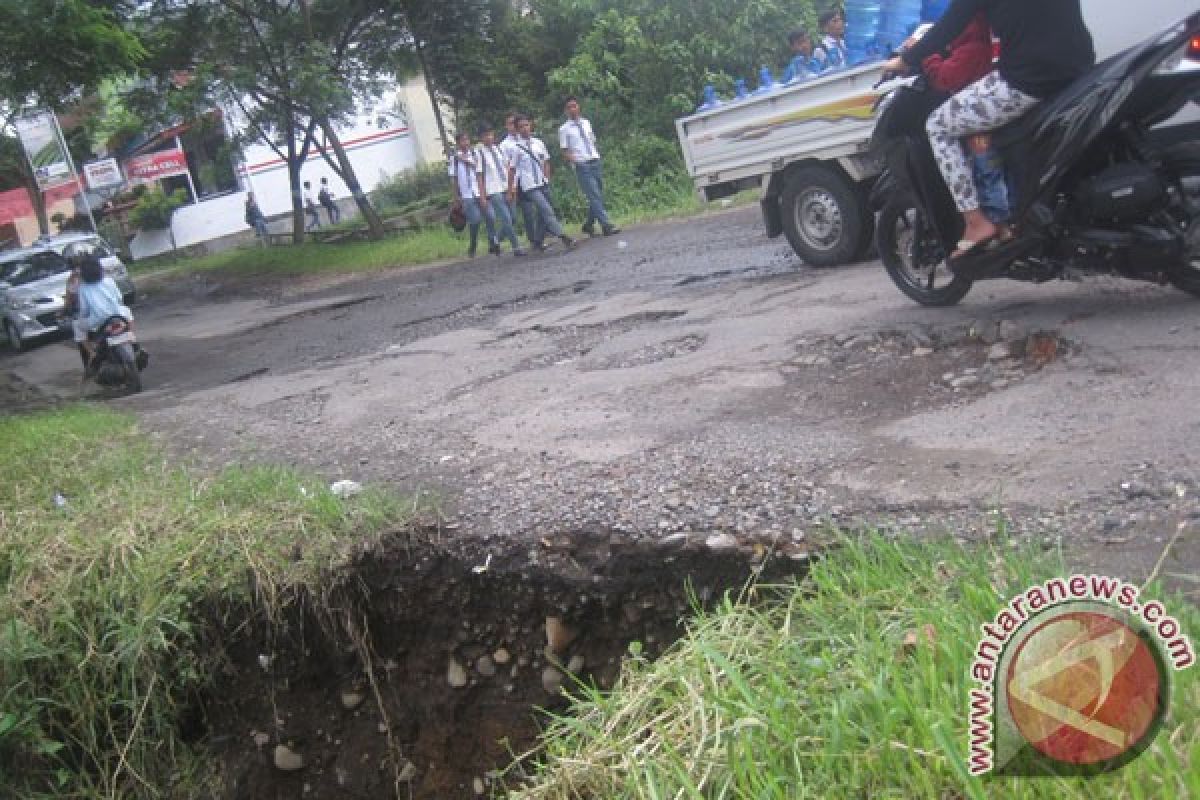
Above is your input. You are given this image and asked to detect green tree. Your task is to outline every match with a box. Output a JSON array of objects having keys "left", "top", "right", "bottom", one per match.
[
  {"left": 542, "top": 0, "right": 815, "bottom": 137},
  {"left": 0, "top": 0, "right": 144, "bottom": 234}
]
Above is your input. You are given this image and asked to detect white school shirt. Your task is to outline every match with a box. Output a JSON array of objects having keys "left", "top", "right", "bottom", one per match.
[
  {"left": 447, "top": 149, "right": 480, "bottom": 199},
  {"left": 474, "top": 143, "right": 510, "bottom": 197},
  {"left": 558, "top": 117, "right": 599, "bottom": 162},
  {"left": 508, "top": 136, "right": 551, "bottom": 191}
]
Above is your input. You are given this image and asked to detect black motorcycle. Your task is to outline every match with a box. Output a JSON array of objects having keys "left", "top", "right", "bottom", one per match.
[
  {"left": 85, "top": 316, "right": 147, "bottom": 394},
  {"left": 871, "top": 14, "right": 1200, "bottom": 306}
]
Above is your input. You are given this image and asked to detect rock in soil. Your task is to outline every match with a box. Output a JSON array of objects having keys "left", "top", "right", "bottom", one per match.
[
  {"left": 545, "top": 616, "right": 577, "bottom": 654},
  {"left": 447, "top": 656, "right": 469, "bottom": 688},
  {"left": 340, "top": 690, "right": 365, "bottom": 710},
  {"left": 542, "top": 666, "right": 565, "bottom": 695},
  {"left": 273, "top": 744, "right": 305, "bottom": 771}
]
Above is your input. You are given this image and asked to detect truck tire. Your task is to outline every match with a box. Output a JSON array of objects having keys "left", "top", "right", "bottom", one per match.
[{"left": 780, "top": 166, "right": 865, "bottom": 268}]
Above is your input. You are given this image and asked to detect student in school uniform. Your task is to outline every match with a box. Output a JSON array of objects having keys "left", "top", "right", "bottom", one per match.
[
  {"left": 506, "top": 114, "right": 576, "bottom": 253},
  {"left": 448, "top": 131, "right": 485, "bottom": 258},
  {"left": 475, "top": 123, "right": 524, "bottom": 256},
  {"left": 501, "top": 112, "right": 541, "bottom": 249},
  {"left": 558, "top": 96, "right": 620, "bottom": 237}
]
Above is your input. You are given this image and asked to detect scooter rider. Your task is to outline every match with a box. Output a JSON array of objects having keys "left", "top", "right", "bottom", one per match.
[
  {"left": 75, "top": 255, "right": 133, "bottom": 373},
  {"left": 883, "top": 0, "right": 1095, "bottom": 260}
]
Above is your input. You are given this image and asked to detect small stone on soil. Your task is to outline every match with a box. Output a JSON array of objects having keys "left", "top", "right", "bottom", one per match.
[
  {"left": 476, "top": 655, "right": 497, "bottom": 677},
  {"left": 705, "top": 533, "right": 740, "bottom": 552},
  {"left": 567, "top": 654, "right": 586, "bottom": 674},
  {"left": 340, "top": 690, "right": 365, "bottom": 711},
  {"left": 273, "top": 744, "right": 305, "bottom": 771},
  {"left": 447, "top": 656, "right": 469, "bottom": 688},
  {"left": 493, "top": 647, "right": 511, "bottom": 665},
  {"left": 542, "top": 666, "right": 565, "bottom": 694},
  {"left": 545, "top": 616, "right": 577, "bottom": 654}
]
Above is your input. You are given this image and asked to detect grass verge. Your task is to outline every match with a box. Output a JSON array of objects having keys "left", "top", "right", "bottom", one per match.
[
  {"left": 130, "top": 188, "right": 757, "bottom": 286},
  {"left": 509, "top": 533, "right": 1199, "bottom": 799},
  {"left": 131, "top": 225, "right": 465, "bottom": 281},
  {"left": 0, "top": 406, "right": 410, "bottom": 798}
]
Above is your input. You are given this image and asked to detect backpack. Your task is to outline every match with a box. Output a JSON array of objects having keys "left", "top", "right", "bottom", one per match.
[{"left": 318, "top": 187, "right": 332, "bottom": 206}]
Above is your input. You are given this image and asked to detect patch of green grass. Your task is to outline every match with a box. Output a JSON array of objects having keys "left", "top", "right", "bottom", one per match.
[
  {"left": 131, "top": 225, "right": 466, "bottom": 281},
  {"left": 0, "top": 406, "right": 410, "bottom": 798},
  {"left": 510, "top": 533, "right": 1199, "bottom": 799}
]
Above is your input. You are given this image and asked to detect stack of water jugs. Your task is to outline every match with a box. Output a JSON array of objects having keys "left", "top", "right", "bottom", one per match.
[{"left": 697, "top": 0, "right": 945, "bottom": 112}]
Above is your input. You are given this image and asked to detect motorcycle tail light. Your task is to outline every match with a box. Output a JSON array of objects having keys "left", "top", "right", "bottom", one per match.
[
  {"left": 106, "top": 321, "right": 125, "bottom": 335},
  {"left": 1189, "top": 35, "right": 1200, "bottom": 60}
]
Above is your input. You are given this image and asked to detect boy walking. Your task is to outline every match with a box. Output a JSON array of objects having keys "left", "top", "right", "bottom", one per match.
[
  {"left": 449, "top": 131, "right": 485, "bottom": 258},
  {"left": 318, "top": 177, "right": 340, "bottom": 224},
  {"left": 558, "top": 97, "right": 619, "bottom": 237},
  {"left": 507, "top": 115, "right": 576, "bottom": 253},
  {"left": 244, "top": 192, "right": 269, "bottom": 242},
  {"left": 476, "top": 123, "right": 524, "bottom": 256},
  {"left": 302, "top": 181, "right": 321, "bottom": 231},
  {"left": 502, "top": 112, "right": 541, "bottom": 248}
]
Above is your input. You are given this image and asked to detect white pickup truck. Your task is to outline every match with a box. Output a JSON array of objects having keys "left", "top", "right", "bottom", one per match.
[{"left": 674, "top": 0, "right": 1200, "bottom": 267}]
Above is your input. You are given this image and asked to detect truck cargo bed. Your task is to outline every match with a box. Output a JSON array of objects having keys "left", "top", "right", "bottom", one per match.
[{"left": 676, "top": 63, "right": 886, "bottom": 194}]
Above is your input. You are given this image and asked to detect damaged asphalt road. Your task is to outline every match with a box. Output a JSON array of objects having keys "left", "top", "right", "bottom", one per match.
[{"left": 7, "top": 206, "right": 1199, "bottom": 590}]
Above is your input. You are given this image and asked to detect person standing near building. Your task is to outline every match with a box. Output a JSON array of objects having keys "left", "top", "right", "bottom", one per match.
[
  {"left": 302, "top": 180, "right": 321, "bottom": 231},
  {"left": 507, "top": 114, "right": 576, "bottom": 253},
  {"left": 244, "top": 192, "right": 269, "bottom": 242},
  {"left": 558, "top": 97, "right": 620, "bottom": 237},
  {"left": 502, "top": 112, "right": 541, "bottom": 248},
  {"left": 476, "top": 123, "right": 525, "bottom": 256},
  {"left": 318, "top": 177, "right": 340, "bottom": 224},
  {"left": 448, "top": 131, "right": 486, "bottom": 258}
]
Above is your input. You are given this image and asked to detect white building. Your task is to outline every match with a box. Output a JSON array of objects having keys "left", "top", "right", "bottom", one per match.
[{"left": 129, "top": 75, "right": 447, "bottom": 259}]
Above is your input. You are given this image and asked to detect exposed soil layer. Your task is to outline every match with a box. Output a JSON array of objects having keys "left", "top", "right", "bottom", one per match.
[{"left": 202, "top": 529, "right": 811, "bottom": 799}]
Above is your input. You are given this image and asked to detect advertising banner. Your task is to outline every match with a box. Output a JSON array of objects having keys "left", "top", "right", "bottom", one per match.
[
  {"left": 83, "top": 158, "right": 123, "bottom": 189},
  {"left": 15, "top": 112, "right": 73, "bottom": 190},
  {"left": 125, "top": 148, "right": 191, "bottom": 183}
]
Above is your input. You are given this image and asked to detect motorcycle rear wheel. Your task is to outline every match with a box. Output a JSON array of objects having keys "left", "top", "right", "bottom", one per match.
[
  {"left": 115, "top": 343, "right": 142, "bottom": 394},
  {"left": 877, "top": 196, "right": 973, "bottom": 307},
  {"left": 1164, "top": 142, "right": 1200, "bottom": 297}
]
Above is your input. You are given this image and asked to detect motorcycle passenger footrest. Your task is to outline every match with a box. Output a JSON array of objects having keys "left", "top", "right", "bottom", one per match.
[{"left": 950, "top": 236, "right": 1040, "bottom": 280}]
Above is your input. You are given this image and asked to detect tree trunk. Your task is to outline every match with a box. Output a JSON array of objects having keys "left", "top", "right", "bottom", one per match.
[
  {"left": 315, "top": 117, "right": 384, "bottom": 239},
  {"left": 285, "top": 118, "right": 306, "bottom": 244},
  {"left": 414, "top": 37, "right": 450, "bottom": 157}
]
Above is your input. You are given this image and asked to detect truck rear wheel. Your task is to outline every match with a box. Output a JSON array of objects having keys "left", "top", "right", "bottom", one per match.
[{"left": 780, "top": 166, "right": 865, "bottom": 267}]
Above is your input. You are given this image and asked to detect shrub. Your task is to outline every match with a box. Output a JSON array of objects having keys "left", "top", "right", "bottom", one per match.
[
  {"left": 371, "top": 163, "right": 451, "bottom": 214},
  {"left": 128, "top": 188, "right": 188, "bottom": 230}
]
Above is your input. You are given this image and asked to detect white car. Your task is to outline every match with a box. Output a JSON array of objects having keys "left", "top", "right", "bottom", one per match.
[
  {"left": 34, "top": 232, "right": 136, "bottom": 304},
  {"left": 0, "top": 247, "right": 75, "bottom": 351}
]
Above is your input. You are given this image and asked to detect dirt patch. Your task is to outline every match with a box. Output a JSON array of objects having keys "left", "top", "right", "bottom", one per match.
[
  {"left": 202, "top": 530, "right": 809, "bottom": 799},
  {"left": 782, "top": 326, "right": 1077, "bottom": 421},
  {"left": 0, "top": 370, "right": 61, "bottom": 415}
]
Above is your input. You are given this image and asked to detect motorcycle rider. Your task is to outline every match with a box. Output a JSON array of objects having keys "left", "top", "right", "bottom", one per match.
[
  {"left": 884, "top": 0, "right": 1095, "bottom": 259},
  {"left": 76, "top": 255, "right": 133, "bottom": 374}
]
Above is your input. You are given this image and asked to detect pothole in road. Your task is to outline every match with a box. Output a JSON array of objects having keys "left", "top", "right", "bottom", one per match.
[
  {"left": 203, "top": 530, "right": 809, "bottom": 799},
  {"left": 783, "top": 323, "right": 1077, "bottom": 420}
]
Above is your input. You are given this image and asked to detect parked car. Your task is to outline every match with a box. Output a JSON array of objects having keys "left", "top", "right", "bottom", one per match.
[
  {"left": 0, "top": 247, "right": 75, "bottom": 351},
  {"left": 34, "top": 232, "right": 136, "bottom": 304}
]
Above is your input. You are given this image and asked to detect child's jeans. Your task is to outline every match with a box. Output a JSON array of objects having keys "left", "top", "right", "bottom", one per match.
[{"left": 967, "top": 135, "right": 1009, "bottom": 225}]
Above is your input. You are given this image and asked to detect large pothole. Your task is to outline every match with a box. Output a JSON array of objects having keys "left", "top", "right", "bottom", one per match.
[{"left": 201, "top": 529, "right": 809, "bottom": 799}]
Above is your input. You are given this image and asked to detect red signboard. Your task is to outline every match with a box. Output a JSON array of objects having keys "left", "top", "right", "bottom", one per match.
[{"left": 124, "top": 148, "right": 190, "bottom": 183}]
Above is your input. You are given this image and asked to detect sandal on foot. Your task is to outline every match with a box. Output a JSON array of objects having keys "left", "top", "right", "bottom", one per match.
[{"left": 950, "top": 234, "right": 999, "bottom": 261}]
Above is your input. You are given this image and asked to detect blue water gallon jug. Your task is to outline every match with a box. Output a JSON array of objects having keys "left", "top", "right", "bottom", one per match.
[
  {"left": 921, "top": 0, "right": 951, "bottom": 22},
  {"left": 843, "top": 0, "right": 884, "bottom": 63},
  {"left": 880, "top": 0, "right": 923, "bottom": 54},
  {"left": 696, "top": 85, "right": 722, "bottom": 112},
  {"left": 753, "top": 65, "right": 777, "bottom": 94}
]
